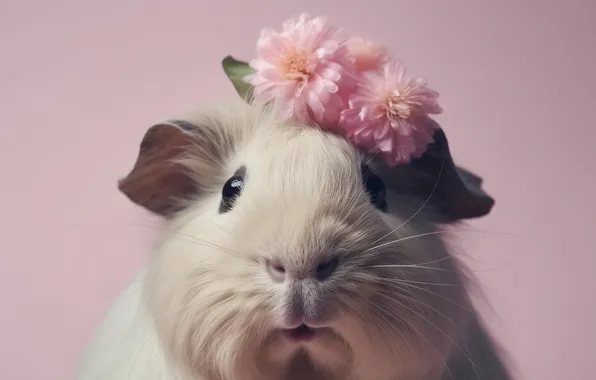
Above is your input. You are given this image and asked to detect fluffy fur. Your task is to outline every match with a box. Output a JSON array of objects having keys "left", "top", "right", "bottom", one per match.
[{"left": 76, "top": 101, "right": 513, "bottom": 380}]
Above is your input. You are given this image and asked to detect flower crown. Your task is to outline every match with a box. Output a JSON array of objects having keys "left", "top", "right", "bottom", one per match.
[
  {"left": 221, "top": 13, "right": 495, "bottom": 220},
  {"left": 222, "top": 13, "right": 442, "bottom": 167}
]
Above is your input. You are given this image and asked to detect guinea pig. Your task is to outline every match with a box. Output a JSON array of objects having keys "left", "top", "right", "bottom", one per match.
[{"left": 76, "top": 100, "right": 514, "bottom": 380}]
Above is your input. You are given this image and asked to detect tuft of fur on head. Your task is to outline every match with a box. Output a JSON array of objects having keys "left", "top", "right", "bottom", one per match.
[{"left": 127, "top": 100, "right": 505, "bottom": 380}]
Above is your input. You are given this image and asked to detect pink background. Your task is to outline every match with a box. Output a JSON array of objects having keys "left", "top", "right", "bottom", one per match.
[{"left": 1, "top": 1, "right": 595, "bottom": 379}]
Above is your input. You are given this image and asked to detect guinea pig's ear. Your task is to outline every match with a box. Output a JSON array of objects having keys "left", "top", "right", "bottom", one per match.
[
  {"left": 372, "top": 118, "right": 495, "bottom": 222},
  {"left": 117, "top": 120, "right": 215, "bottom": 218}
]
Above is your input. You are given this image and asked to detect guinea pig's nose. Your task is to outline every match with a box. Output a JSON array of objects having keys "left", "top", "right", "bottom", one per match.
[
  {"left": 313, "top": 256, "right": 339, "bottom": 281},
  {"left": 266, "top": 257, "right": 339, "bottom": 282},
  {"left": 266, "top": 258, "right": 286, "bottom": 283}
]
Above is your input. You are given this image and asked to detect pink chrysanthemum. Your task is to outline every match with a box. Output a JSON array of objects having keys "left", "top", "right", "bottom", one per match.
[
  {"left": 339, "top": 60, "right": 443, "bottom": 166},
  {"left": 243, "top": 13, "right": 358, "bottom": 126},
  {"left": 347, "top": 36, "right": 390, "bottom": 72}
]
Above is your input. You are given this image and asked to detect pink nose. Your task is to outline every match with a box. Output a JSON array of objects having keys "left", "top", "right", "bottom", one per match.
[
  {"left": 266, "top": 258, "right": 286, "bottom": 283},
  {"left": 265, "top": 257, "right": 339, "bottom": 283}
]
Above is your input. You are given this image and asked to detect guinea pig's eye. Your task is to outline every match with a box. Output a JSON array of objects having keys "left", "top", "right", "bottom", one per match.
[
  {"left": 219, "top": 168, "right": 246, "bottom": 213},
  {"left": 361, "top": 165, "right": 388, "bottom": 212}
]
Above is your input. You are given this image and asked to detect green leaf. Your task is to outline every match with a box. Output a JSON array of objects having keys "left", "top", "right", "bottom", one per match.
[{"left": 221, "top": 56, "right": 255, "bottom": 103}]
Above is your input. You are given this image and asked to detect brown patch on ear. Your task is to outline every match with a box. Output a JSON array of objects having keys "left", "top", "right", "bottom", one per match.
[{"left": 118, "top": 122, "right": 199, "bottom": 217}]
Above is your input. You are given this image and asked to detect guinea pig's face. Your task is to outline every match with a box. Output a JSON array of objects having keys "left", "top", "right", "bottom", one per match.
[{"left": 120, "top": 102, "right": 472, "bottom": 380}]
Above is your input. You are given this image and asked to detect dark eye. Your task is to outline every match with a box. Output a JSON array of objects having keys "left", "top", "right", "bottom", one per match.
[
  {"left": 362, "top": 165, "right": 387, "bottom": 212},
  {"left": 219, "top": 168, "right": 245, "bottom": 213}
]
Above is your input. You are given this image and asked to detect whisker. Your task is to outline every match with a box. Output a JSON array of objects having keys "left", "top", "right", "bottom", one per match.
[
  {"left": 167, "top": 233, "right": 256, "bottom": 262},
  {"left": 372, "top": 292, "right": 454, "bottom": 378},
  {"left": 340, "top": 293, "right": 414, "bottom": 353},
  {"left": 365, "top": 303, "right": 416, "bottom": 354},
  {"left": 447, "top": 225, "right": 530, "bottom": 240},
  {"left": 366, "top": 255, "right": 453, "bottom": 269},
  {"left": 375, "top": 292, "right": 481, "bottom": 380},
  {"left": 385, "top": 278, "right": 465, "bottom": 287},
  {"left": 382, "top": 281, "right": 473, "bottom": 312},
  {"left": 394, "top": 290, "right": 477, "bottom": 375},
  {"left": 363, "top": 152, "right": 380, "bottom": 166},
  {"left": 364, "top": 230, "right": 449, "bottom": 253},
  {"left": 151, "top": 286, "right": 235, "bottom": 321},
  {"left": 207, "top": 221, "right": 234, "bottom": 236},
  {"left": 370, "top": 154, "right": 446, "bottom": 246},
  {"left": 368, "top": 264, "right": 450, "bottom": 272}
]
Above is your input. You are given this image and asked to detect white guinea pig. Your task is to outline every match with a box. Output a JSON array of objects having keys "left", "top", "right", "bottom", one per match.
[{"left": 76, "top": 101, "right": 513, "bottom": 380}]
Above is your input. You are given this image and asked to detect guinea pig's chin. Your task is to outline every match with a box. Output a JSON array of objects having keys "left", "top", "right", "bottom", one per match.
[{"left": 254, "top": 327, "right": 352, "bottom": 378}]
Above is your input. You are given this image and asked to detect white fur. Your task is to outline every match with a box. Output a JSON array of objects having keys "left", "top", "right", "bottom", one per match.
[
  {"left": 77, "top": 102, "right": 489, "bottom": 380},
  {"left": 75, "top": 270, "right": 177, "bottom": 380}
]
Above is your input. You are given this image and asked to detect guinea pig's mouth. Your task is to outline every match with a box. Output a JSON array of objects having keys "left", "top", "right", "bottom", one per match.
[{"left": 282, "top": 323, "right": 318, "bottom": 342}]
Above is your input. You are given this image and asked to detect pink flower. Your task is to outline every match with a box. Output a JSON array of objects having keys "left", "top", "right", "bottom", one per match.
[
  {"left": 339, "top": 60, "right": 443, "bottom": 166},
  {"left": 243, "top": 13, "right": 358, "bottom": 126},
  {"left": 347, "top": 36, "right": 390, "bottom": 72}
]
